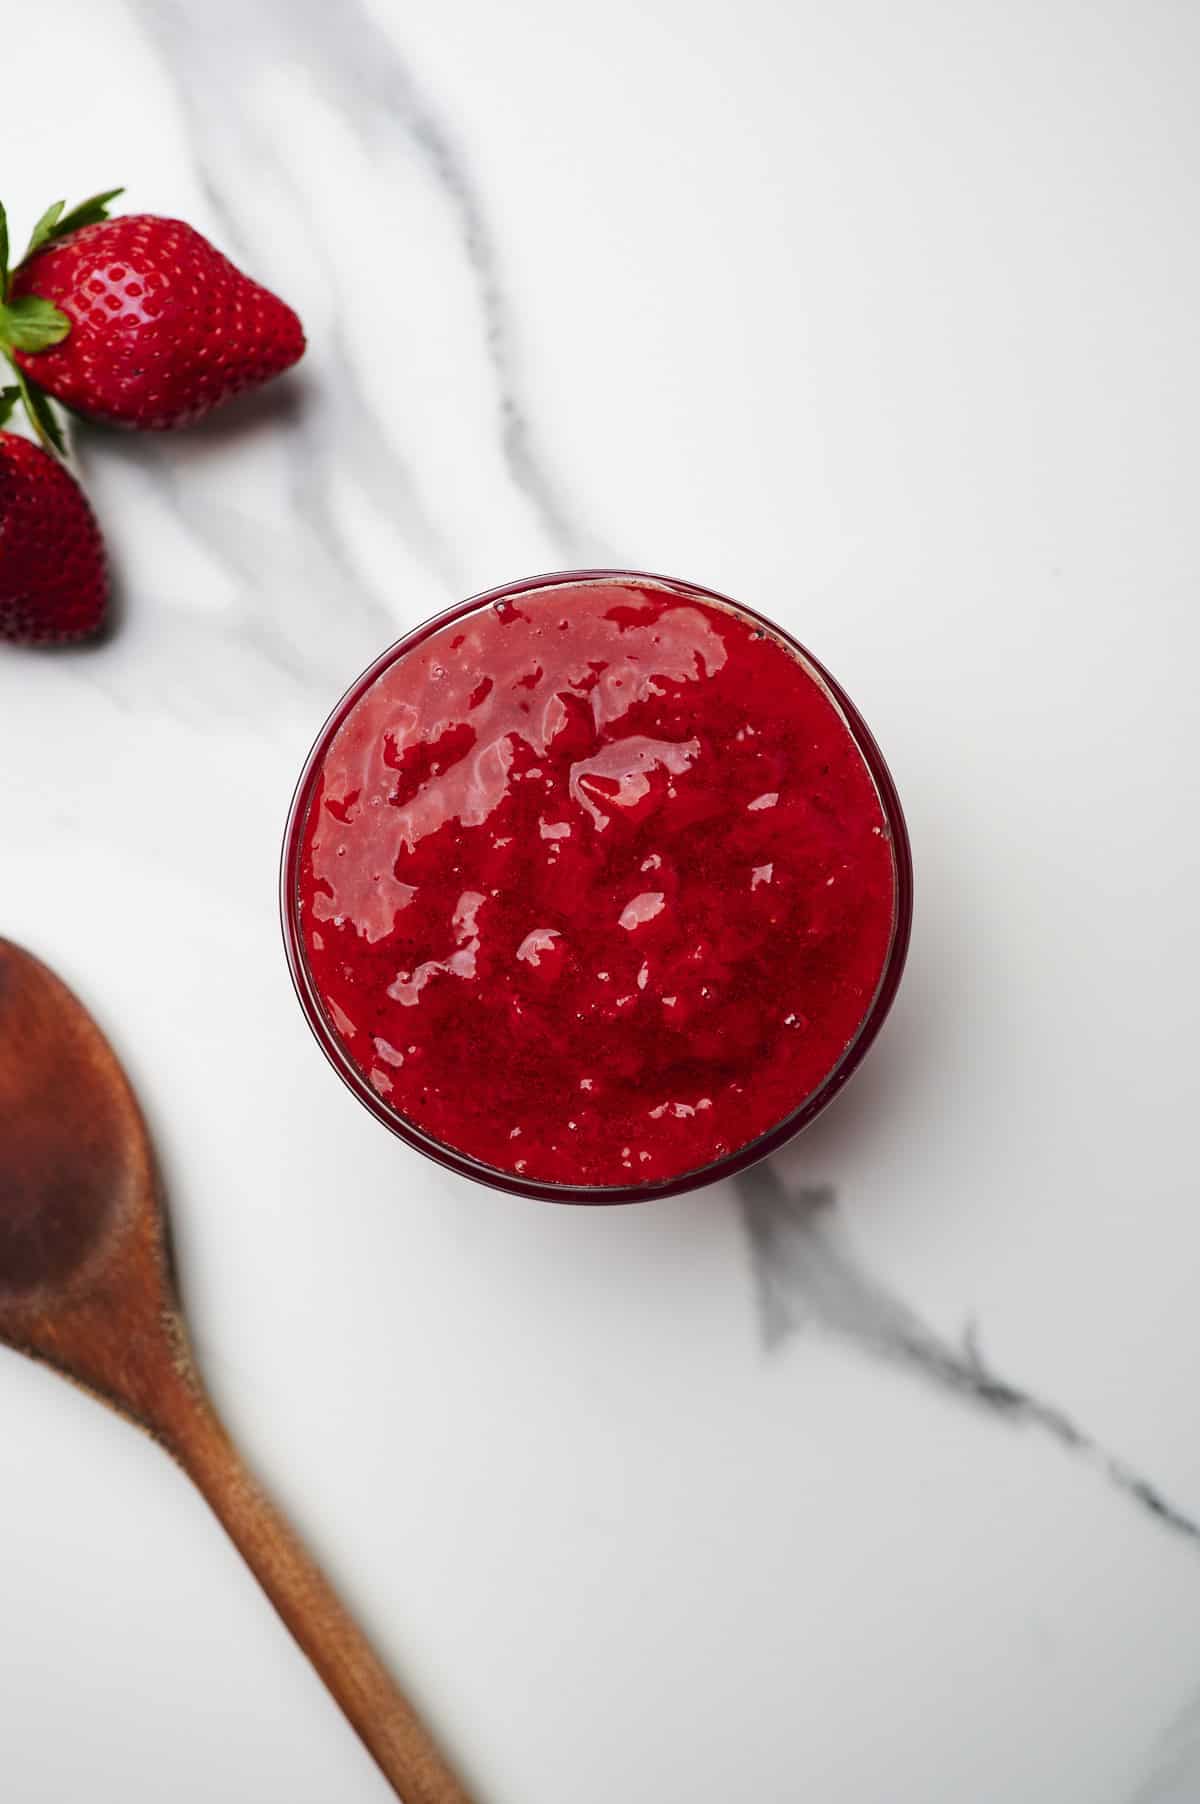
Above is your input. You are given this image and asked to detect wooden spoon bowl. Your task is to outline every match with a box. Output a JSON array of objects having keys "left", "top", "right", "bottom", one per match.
[{"left": 0, "top": 937, "right": 473, "bottom": 1804}]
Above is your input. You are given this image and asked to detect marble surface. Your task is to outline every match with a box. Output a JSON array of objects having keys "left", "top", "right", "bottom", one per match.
[{"left": 3, "top": 1, "right": 1200, "bottom": 1799}]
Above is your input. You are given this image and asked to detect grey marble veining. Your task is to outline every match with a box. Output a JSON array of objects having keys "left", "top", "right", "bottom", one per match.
[
  {"left": 739, "top": 1164, "right": 1200, "bottom": 1548},
  {"left": 130, "top": 0, "right": 604, "bottom": 583},
  {"left": 1129, "top": 1691, "right": 1200, "bottom": 1804}
]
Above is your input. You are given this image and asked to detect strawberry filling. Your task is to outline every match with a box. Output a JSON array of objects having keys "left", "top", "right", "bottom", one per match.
[{"left": 297, "top": 577, "right": 899, "bottom": 1188}]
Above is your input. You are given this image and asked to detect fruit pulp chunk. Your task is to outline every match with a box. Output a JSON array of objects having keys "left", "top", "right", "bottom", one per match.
[{"left": 298, "top": 579, "right": 896, "bottom": 1187}]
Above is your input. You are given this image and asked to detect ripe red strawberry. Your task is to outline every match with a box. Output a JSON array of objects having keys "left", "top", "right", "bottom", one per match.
[
  {"left": 1, "top": 189, "right": 304, "bottom": 432},
  {"left": 0, "top": 419, "right": 107, "bottom": 644}
]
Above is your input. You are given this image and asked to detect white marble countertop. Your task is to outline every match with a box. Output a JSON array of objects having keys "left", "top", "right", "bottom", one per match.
[{"left": 3, "top": 2, "right": 1199, "bottom": 1799}]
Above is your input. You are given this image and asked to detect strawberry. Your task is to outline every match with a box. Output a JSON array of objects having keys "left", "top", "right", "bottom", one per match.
[
  {"left": 0, "top": 399, "right": 107, "bottom": 645},
  {"left": 0, "top": 189, "right": 304, "bottom": 437}
]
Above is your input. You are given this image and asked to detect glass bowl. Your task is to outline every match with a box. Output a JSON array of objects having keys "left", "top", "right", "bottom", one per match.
[{"left": 281, "top": 570, "right": 912, "bottom": 1204}]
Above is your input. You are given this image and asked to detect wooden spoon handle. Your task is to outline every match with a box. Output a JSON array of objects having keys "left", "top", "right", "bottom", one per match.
[{"left": 160, "top": 1383, "right": 473, "bottom": 1804}]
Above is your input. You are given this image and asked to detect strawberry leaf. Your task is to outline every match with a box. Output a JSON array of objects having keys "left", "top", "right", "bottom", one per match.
[
  {"left": 22, "top": 200, "right": 66, "bottom": 261},
  {"left": 7, "top": 360, "right": 66, "bottom": 457},
  {"left": 0, "top": 295, "right": 72, "bottom": 353},
  {"left": 48, "top": 187, "right": 125, "bottom": 242},
  {"left": 0, "top": 384, "right": 19, "bottom": 429}
]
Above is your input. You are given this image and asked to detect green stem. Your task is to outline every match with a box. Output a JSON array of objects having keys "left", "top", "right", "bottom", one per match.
[{"left": 2, "top": 352, "right": 66, "bottom": 457}]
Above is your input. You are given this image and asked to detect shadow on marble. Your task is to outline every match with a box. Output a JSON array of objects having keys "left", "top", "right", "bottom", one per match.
[{"left": 74, "top": 370, "right": 314, "bottom": 469}]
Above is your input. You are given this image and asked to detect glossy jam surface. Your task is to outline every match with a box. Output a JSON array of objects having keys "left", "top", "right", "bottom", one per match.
[{"left": 297, "top": 579, "right": 897, "bottom": 1188}]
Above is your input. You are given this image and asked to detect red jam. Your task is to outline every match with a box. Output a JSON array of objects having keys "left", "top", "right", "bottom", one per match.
[{"left": 295, "top": 577, "right": 899, "bottom": 1189}]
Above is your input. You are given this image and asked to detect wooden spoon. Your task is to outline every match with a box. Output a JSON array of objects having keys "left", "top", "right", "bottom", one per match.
[{"left": 0, "top": 937, "right": 473, "bottom": 1804}]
